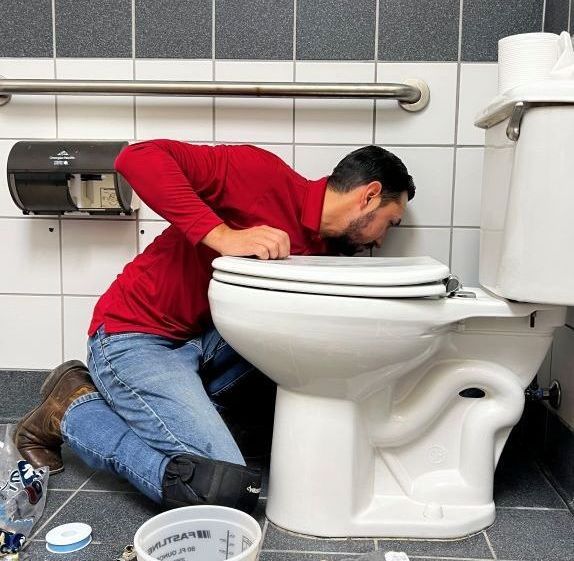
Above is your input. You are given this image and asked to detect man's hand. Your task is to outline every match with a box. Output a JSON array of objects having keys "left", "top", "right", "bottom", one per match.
[{"left": 202, "top": 224, "right": 290, "bottom": 260}]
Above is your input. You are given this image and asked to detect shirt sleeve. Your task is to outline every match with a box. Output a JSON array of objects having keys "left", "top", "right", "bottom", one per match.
[{"left": 114, "top": 139, "right": 226, "bottom": 245}]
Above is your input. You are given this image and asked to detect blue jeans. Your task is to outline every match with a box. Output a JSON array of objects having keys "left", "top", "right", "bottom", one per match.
[{"left": 61, "top": 325, "right": 275, "bottom": 503}]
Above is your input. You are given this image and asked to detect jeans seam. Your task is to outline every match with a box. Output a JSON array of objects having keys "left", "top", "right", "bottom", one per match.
[{"left": 91, "top": 335, "right": 117, "bottom": 409}]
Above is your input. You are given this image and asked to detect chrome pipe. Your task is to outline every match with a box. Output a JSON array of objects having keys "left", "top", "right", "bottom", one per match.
[{"left": 0, "top": 78, "right": 430, "bottom": 111}]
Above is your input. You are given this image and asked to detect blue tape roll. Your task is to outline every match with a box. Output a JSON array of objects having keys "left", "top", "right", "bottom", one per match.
[{"left": 46, "top": 535, "right": 92, "bottom": 554}]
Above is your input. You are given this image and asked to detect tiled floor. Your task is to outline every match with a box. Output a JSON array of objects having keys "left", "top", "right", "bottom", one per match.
[{"left": 2, "top": 371, "right": 574, "bottom": 561}]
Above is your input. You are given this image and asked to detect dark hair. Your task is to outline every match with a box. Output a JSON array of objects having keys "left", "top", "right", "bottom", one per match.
[{"left": 328, "top": 145, "right": 415, "bottom": 204}]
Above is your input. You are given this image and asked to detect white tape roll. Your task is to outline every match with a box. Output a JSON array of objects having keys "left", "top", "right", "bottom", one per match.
[{"left": 45, "top": 523, "right": 92, "bottom": 554}]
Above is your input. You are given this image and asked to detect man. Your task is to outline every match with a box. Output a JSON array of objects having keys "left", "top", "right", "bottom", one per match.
[{"left": 14, "top": 141, "right": 415, "bottom": 514}]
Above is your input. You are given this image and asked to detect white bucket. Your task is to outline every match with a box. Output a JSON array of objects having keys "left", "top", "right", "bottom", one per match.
[{"left": 134, "top": 506, "right": 262, "bottom": 561}]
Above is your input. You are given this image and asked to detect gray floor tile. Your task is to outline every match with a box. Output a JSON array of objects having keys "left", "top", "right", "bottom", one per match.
[
  {"left": 40, "top": 491, "right": 160, "bottom": 546},
  {"left": 24, "top": 540, "right": 119, "bottom": 561},
  {"left": 263, "top": 524, "right": 375, "bottom": 553},
  {"left": 377, "top": 531, "right": 493, "bottom": 559},
  {"left": 494, "top": 456, "right": 567, "bottom": 509},
  {"left": 0, "top": 370, "right": 48, "bottom": 422},
  {"left": 487, "top": 508, "right": 574, "bottom": 561},
  {"left": 29, "top": 490, "right": 75, "bottom": 539},
  {"left": 82, "top": 469, "right": 136, "bottom": 493}
]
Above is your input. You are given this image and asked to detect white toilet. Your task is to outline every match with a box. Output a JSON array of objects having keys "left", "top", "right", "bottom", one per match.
[{"left": 208, "top": 85, "right": 574, "bottom": 538}]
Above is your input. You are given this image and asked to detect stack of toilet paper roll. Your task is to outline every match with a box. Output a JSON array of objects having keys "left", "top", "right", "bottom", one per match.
[{"left": 497, "top": 31, "right": 571, "bottom": 93}]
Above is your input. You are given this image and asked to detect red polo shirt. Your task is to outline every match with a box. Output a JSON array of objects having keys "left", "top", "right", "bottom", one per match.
[{"left": 88, "top": 140, "right": 328, "bottom": 340}]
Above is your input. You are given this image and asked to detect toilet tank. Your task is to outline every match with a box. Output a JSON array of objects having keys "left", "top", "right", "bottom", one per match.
[{"left": 475, "top": 82, "right": 574, "bottom": 306}]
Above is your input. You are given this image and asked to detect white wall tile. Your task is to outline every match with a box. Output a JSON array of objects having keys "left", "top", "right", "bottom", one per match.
[
  {"left": 0, "top": 295, "right": 62, "bottom": 369},
  {"left": 451, "top": 228, "right": 480, "bottom": 286},
  {"left": 61, "top": 219, "right": 137, "bottom": 295},
  {"left": 454, "top": 147, "right": 484, "bottom": 227},
  {"left": 254, "top": 144, "right": 293, "bottom": 166},
  {"left": 373, "top": 227, "right": 451, "bottom": 265},
  {"left": 138, "top": 202, "right": 164, "bottom": 221},
  {"left": 0, "top": 218, "right": 60, "bottom": 293},
  {"left": 214, "top": 62, "right": 293, "bottom": 143},
  {"left": 63, "top": 296, "right": 98, "bottom": 362},
  {"left": 387, "top": 147, "right": 454, "bottom": 226},
  {"left": 550, "top": 326, "right": 574, "bottom": 429},
  {"left": 139, "top": 220, "right": 169, "bottom": 252},
  {"left": 135, "top": 60, "right": 213, "bottom": 141},
  {"left": 56, "top": 59, "right": 134, "bottom": 139},
  {"left": 294, "top": 145, "right": 359, "bottom": 178},
  {"left": 457, "top": 64, "right": 498, "bottom": 145},
  {"left": 0, "top": 59, "right": 56, "bottom": 138},
  {"left": 376, "top": 63, "right": 457, "bottom": 145},
  {"left": 294, "top": 63, "right": 374, "bottom": 144},
  {"left": 0, "top": 140, "right": 21, "bottom": 217}
]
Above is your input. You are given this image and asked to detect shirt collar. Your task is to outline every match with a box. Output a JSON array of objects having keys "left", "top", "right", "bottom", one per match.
[{"left": 301, "top": 177, "right": 328, "bottom": 233}]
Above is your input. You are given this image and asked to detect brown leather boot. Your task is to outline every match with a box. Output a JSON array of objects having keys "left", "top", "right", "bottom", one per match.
[{"left": 14, "top": 361, "right": 96, "bottom": 474}]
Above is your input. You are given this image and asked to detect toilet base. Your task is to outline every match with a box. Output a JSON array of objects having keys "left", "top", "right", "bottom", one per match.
[
  {"left": 266, "top": 497, "right": 495, "bottom": 539},
  {"left": 266, "top": 376, "right": 523, "bottom": 538}
]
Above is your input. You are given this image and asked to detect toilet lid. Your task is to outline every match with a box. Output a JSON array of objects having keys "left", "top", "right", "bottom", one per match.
[{"left": 211, "top": 256, "right": 450, "bottom": 298}]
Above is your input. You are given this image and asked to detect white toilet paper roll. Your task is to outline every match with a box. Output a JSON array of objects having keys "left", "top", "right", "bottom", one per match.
[{"left": 498, "top": 32, "right": 560, "bottom": 93}]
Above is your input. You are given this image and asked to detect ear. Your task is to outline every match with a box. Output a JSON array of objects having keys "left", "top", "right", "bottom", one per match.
[{"left": 362, "top": 181, "right": 382, "bottom": 210}]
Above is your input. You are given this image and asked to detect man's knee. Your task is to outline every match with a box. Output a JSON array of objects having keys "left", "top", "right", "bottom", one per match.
[{"left": 161, "top": 454, "right": 261, "bottom": 514}]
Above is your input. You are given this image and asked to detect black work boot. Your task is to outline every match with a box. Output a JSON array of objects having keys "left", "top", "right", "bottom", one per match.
[{"left": 162, "top": 454, "right": 262, "bottom": 513}]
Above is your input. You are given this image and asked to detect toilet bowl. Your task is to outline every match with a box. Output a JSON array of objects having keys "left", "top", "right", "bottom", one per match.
[
  {"left": 208, "top": 83, "right": 574, "bottom": 538},
  {"left": 209, "top": 256, "right": 565, "bottom": 538}
]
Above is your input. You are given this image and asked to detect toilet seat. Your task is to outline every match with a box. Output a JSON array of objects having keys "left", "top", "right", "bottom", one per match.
[{"left": 211, "top": 255, "right": 451, "bottom": 298}]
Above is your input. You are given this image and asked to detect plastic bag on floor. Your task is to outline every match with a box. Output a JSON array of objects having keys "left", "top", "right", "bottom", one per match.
[{"left": 0, "top": 424, "right": 48, "bottom": 556}]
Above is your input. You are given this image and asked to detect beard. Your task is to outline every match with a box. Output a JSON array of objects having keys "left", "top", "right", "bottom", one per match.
[{"left": 324, "top": 210, "right": 378, "bottom": 256}]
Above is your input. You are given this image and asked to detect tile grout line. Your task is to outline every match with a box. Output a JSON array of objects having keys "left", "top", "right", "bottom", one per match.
[
  {"left": 131, "top": 0, "right": 136, "bottom": 129},
  {"left": 372, "top": 0, "right": 380, "bottom": 145},
  {"left": 131, "top": 0, "right": 139, "bottom": 254},
  {"left": 569, "top": 0, "right": 572, "bottom": 33},
  {"left": 482, "top": 530, "right": 497, "bottom": 560},
  {"left": 542, "top": 0, "right": 547, "bottom": 31},
  {"left": 259, "top": 550, "right": 504, "bottom": 561},
  {"left": 51, "top": 0, "right": 65, "bottom": 362},
  {"left": 292, "top": 0, "right": 297, "bottom": 166},
  {"left": 212, "top": 0, "right": 216, "bottom": 143},
  {"left": 260, "top": 518, "right": 270, "bottom": 548},
  {"left": 448, "top": 0, "right": 465, "bottom": 269},
  {"left": 27, "top": 471, "right": 98, "bottom": 542}
]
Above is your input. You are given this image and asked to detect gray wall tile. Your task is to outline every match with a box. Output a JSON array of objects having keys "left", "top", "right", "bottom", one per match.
[
  {"left": 55, "top": 0, "right": 132, "bottom": 58},
  {"left": 297, "top": 0, "right": 376, "bottom": 60},
  {"left": 571, "top": 0, "right": 574, "bottom": 33},
  {"left": 0, "top": 0, "right": 53, "bottom": 57},
  {"left": 136, "top": 0, "right": 212, "bottom": 59},
  {"left": 462, "top": 0, "right": 544, "bottom": 61},
  {"left": 545, "top": 0, "right": 571, "bottom": 33},
  {"left": 215, "top": 0, "right": 293, "bottom": 60},
  {"left": 379, "top": 0, "right": 460, "bottom": 61}
]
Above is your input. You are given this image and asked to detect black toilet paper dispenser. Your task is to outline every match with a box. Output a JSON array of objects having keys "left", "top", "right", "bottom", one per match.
[{"left": 7, "top": 141, "right": 138, "bottom": 215}]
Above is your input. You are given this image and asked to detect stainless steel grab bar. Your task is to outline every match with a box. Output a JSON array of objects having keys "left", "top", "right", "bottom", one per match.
[{"left": 0, "top": 78, "right": 430, "bottom": 111}]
